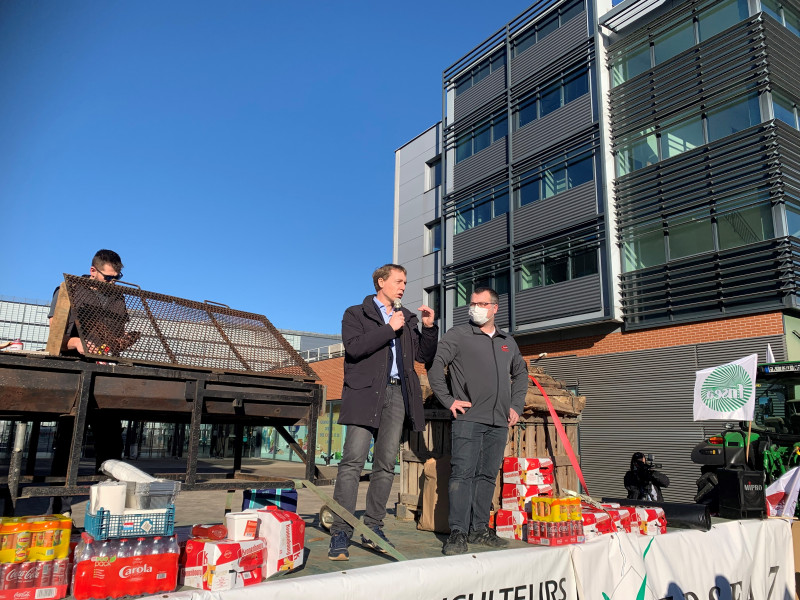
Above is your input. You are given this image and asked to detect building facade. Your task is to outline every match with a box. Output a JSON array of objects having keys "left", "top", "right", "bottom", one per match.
[{"left": 395, "top": 0, "right": 800, "bottom": 500}]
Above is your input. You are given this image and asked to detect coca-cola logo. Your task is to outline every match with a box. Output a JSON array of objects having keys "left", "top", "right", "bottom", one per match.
[
  {"left": 119, "top": 564, "right": 153, "bottom": 579},
  {"left": 4, "top": 569, "right": 19, "bottom": 584},
  {"left": 21, "top": 568, "right": 36, "bottom": 582},
  {"left": 13, "top": 592, "right": 28, "bottom": 599}
]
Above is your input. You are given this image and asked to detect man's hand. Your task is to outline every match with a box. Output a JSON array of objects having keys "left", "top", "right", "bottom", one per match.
[
  {"left": 389, "top": 309, "right": 405, "bottom": 331},
  {"left": 449, "top": 399, "right": 471, "bottom": 418},
  {"left": 418, "top": 304, "right": 435, "bottom": 328},
  {"left": 508, "top": 408, "right": 519, "bottom": 427},
  {"left": 66, "top": 337, "right": 85, "bottom": 355}
]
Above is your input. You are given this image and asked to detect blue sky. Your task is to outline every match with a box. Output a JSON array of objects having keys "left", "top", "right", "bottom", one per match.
[{"left": 0, "top": 1, "right": 532, "bottom": 335}]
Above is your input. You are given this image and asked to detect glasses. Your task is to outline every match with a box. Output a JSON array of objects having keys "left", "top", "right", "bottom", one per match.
[
  {"left": 469, "top": 302, "right": 496, "bottom": 308},
  {"left": 95, "top": 270, "right": 122, "bottom": 282}
]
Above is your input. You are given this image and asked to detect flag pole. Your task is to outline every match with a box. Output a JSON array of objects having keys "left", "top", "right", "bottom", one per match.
[{"left": 745, "top": 420, "right": 753, "bottom": 465}]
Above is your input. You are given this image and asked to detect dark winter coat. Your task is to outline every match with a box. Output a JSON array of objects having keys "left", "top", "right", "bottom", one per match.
[
  {"left": 624, "top": 465, "right": 670, "bottom": 502},
  {"left": 338, "top": 295, "right": 438, "bottom": 432}
]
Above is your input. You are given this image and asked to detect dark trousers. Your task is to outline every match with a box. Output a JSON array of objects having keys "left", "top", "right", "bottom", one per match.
[
  {"left": 331, "top": 383, "right": 405, "bottom": 537},
  {"left": 448, "top": 419, "right": 508, "bottom": 534}
]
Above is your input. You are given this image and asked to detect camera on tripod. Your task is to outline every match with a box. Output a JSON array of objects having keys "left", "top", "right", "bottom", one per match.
[{"left": 644, "top": 453, "right": 663, "bottom": 469}]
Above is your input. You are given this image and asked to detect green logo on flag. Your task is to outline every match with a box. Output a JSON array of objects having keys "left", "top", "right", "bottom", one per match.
[{"left": 700, "top": 364, "right": 752, "bottom": 412}]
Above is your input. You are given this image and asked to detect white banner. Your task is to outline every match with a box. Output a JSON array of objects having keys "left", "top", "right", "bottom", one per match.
[
  {"left": 693, "top": 354, "right": 758, "bottom": 421},
  {"left": 766, "top": 467, "right": 800, "bottom": 517}
]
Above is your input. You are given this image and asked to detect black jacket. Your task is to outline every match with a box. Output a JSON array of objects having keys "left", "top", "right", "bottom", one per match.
[
  {"left": 624, "top": 465, "right": 670, "bottom": 502},
  {"left": 338, "top": 295, "right": 438, "bottom": 432}
]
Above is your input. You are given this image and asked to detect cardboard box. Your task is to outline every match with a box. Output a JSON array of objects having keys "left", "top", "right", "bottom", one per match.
[
  {"left": 180, "top": 538, "right": 265, "bottom": 591},
  {"left": 0, "top": 584, "right": 68, "bottom": 600},
  {"left": 495, "top": 509, "right": 527, "bottom": 540},
  {"left": 635, "top": 507, "right": 667, "bottom": 536},
  {"left": 502, "top": 458, "right": 554, "bottom": 485},
  {"left": 500, "top": 484, "right": 553, "bottom": 511},
  {"left": 254, "top": 507, "right": 305, "bottom": 578}
]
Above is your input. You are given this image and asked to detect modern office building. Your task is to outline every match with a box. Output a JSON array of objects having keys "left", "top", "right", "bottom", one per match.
[{"left": 395, "top": 0, "right": 800, "bottom": 500}]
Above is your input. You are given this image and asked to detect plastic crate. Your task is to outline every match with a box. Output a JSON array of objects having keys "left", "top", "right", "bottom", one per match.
[
  {"left": 84, "top": 505, "right": 175, "bottom": 540},
  {"left": 126, "top": 480, "right": 181, "bottom": 509}
]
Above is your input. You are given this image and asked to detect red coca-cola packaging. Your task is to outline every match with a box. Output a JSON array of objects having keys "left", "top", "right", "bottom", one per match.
[
  {"left": 51, "top": 559, "right": 69, "bottom": 586},
  {"left": 581, "top": 510, "right": 615, "bottom": 540},
  {"left": 0, "top": 560, "right": 68, "bottom": 600},
  {"left": 34, "top": 560, "right": 52, "bottom": 587},
  {"left": 254, "top": 506, "right": 305, "bottom": 578},
  {"left": 502, "top": 458, "right": 554, "bottom": 485},
  {"left": 500, "top": 484, "right": 553, "bottom": 511},
  {"left": 494, "top": 510, "right": 527, "bottom": 540},
  {"left": 180, "top": 538, "right": 265, "bottom": 591},
  {"left": 17, "top": 562, "right": 36, "bottom": 588},
  {"left": 635, "top": 507, "right": 667, "bottom": 535}
]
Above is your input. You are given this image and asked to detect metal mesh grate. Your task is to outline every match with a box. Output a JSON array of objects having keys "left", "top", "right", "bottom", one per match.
[{"left": 63, "top": 274, "right": 318, "bottom": 379}]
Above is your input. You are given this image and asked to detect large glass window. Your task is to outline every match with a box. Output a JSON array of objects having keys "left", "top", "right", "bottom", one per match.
[
  {"left": 538, "top": 14, "right": 559, "bottom": 40},
  {"left": 622, "top": 225, "right": 666, "bottom": 272},
  {"left": 519, "top": 260, "right": 543, "bottom": 290},
  {"left": 562, "top": 0, "right": 584, "bottom": 23},
  {"left": 544, "top": 255, "right": 569, "bottom": 284},
  {"left": 518, "top": 97, "right": 537, "bottom": 128},
  {"left": 787, "top": 205, "right": 800, "bottom": 237},
  {"left": 425, "top": 221, "right": 441, "bottom": 253},
  {"left": 543, "top": 161, "right": 567, "bottom": 199},
  {"left": 540, "top": 82, "right": 562, "bottom": 117},
  {"left": 668, "top": 212, "right": 714, "bottom": 260},
  {"left": 455, "top": 114, "right": 508, "bottom": 164},
  {"left": 707, "top": 95, "right": 761, "bottom": 142},
  {"left": 474, "top": 201, "right": 492, "bottom": 227},
  {"left": 617, "top": 130, "right": 658, "bottom": 175},
  {"left": 660, "top": 116, "right": 704, "bottom": 159},
  {"left": 717, "top": 203, "right": 774, "bottom": 249},
  {"left": 762, "top": 0, "right": 782, "bottom": 22},
  {"left": 698, "top": 0, "right": 749, "bottom": 41},
  {"left": 516, "top": 68, "right": 589, "bottom": 131},
  {"left": 454, "top": 49, "right": 506, "bottom": 96},
  {"left": 611, "top": 45, "right": 650, "bottom": 87},
  {"left": 453, "top": 187, "right": 509, "bottom": 234},
  {"left": 519, "top": 177, "right": 540, "bottom": 207},
  {"left": 653, "top": 19, "right": 695, "bottom": 63},
  {"left": 514, "top": 28, "right": 536, "bottom": 57},
  {"left": 568, "top": 154, "right": 594, "bottom": 188},
  {"left": 572, "top": 248, "right": 598, "bottom": 278},
  {"left": 564, "top": 70, "right": 589, "bottom": 103},
  {"left": 456, "top": 272, "right": 509, "bottom": 306},
  {"left": 425, "top": 157, "right": 442, "bottom": 191},
  {"left": 517, "top": 150, "right": 594, "bottom": 206},
  {"left": 773, "top": 91, "right": 798, "bottom": 128}
]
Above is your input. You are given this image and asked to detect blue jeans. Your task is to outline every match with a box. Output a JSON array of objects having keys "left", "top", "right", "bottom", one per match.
[
  {"left": 448, "top": 419, "right": 508, "bottom": 534},
  {"left": 331, "top": 383, "right": 405, "bottom": 537}
]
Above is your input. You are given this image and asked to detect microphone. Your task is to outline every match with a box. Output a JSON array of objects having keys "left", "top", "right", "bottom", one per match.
[{"left": 393, "top": 299, "right": 402, "bottom": 312}]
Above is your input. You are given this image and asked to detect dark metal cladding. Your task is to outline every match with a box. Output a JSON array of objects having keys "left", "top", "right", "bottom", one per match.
[{"left": 62, "top": 274, "right": 318, "bottom": 379}]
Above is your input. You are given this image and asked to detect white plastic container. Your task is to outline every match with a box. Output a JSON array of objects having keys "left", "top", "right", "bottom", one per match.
[{"left": 225, "top": 512, "right": 259, "bottom": 541}]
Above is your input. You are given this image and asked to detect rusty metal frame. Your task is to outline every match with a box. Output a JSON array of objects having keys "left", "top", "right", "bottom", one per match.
[{"left": 0, "top": 353, "right": 326, "bottom": 511}]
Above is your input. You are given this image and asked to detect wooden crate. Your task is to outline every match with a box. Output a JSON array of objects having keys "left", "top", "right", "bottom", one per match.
[{"left": 396, "top": 409, "right": 580, "bottom": 521}]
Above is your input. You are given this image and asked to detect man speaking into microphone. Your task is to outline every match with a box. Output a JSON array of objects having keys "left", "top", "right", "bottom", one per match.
[{"left": 328, "top": 264, "right": 438, "bottom": 560}]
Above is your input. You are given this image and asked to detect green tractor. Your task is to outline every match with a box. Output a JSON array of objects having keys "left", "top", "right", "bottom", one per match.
[{"left": 692, "top": 362, "right": 800, "bottom": 513}]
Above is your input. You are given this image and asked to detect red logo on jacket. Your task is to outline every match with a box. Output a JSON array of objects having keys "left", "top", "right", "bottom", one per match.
[{"left": 501, "top": 345, "right": 509, "bottom": 352}]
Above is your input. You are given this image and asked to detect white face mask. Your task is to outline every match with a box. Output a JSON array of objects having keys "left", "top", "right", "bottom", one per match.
[{"left": 469, "top": 305, "right": 490, "bottom": 325}]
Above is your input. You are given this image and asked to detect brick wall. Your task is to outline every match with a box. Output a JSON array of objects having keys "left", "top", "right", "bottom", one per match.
[{"left": 519, "top": 312, "right": 784, "bottom": 360}]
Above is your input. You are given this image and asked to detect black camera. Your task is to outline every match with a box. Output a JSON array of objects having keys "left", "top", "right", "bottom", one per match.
[{"left": 644, "top": 453, "right": 663, "bottom": 469}]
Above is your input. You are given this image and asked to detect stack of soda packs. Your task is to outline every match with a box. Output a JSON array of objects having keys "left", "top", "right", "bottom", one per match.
[
  {"left": 0, "top": 515, "right": 72, "bottom": 599},
  {"left": 72, "top": 478, "right": 181, "bottom": 599},
  {"left": 581, "top": 503, "right": 667, "bottom": 540},
  {"left": 180, "top": 488, "right": 305, "bottom": 591}
]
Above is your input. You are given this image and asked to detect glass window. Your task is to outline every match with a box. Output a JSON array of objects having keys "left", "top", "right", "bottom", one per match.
[
  {"left": 455, "top": 76, "right": 472, "bottom": 97},
  {"left": 473, "top": 62, "right": 490, "bottom": 86},
  {"left": 474, "top": 201, "right": 492, "bottom": 227},
  {"left": 494, "top": 191, "right": 509, "bottom": 216},
  {"left": 787, "top": 205, "right": 800, "bottom": 237},
  {"left": 474, "top": 122, "right": 491, "bottom": 154},
  {"left": 538, "top": 14, "right": 559, "bottom": 40},
  {"left": 653, "top": 19, "right": 695, "bottom": 64},
  {"left": 543, "top": 162, "right": 567, "bottom": 198},
  {"left": 717, "top": 203, "right": 774, "bottom": 249},
  {"left": 698, "top": 0, "right": 749, "bottom": 41},
  {"left": 515, "top": 28, "right": 536, "bottom": 57},
  {"left": 561, "top": 0, "right": 584, "bottom": 23},
  {"left": 456, "top": 279, "right": 471, "bottom": 307},
  {"left": 617, "top": 131, "right": 658, "bottom": 175},
  {"left": 707, "top": 95, "right": 761, "bottom": 142},
  {"left": 544, "top": 255, "right": 569, "bottom": 284},
  {"left": 425, "top": 157, "right": 442, "bottom": 191},
  {"left": 572, "top": 247, "right": 598, "bottom": 278},
  {"left": 668, "top": 212, "right": 714, "bottom": 260},
  {"left": 518, "top": 97, "right": 537, "bottom": 129},
  {"left": 493, "top": 115, "right": 508, "bottom": 142},
  {"left": 455, "top": 206, "right": 472, "bottom": 234},
  {"left": 761, "top": 0, "right": 782, "bottom": 22},
  {"left": 456, "top": 133, "right": 471, "bottom": 163},
  {"left": 495, "top": 273, "right": 510, "bottom": 296},
  {"left": 773, "top": 92, "right": 797, "bottom": 128},
  {"left": 660, "top": 116, "right": 704, "bottom": 159},
  {"left": 622, "top": 225, "right": 666, "bottom": 271},
  {"left": 492, "top": 52, "right": 506, "bottom": 72},
  {"left": 568, "top": 154, "right": 593, "bottom": 188},
  {"left": 425, "top": 287, "right": 441, "bottom": 319},
  {"left": 564, "top": 70, "right": 589, "bottom": 104},
  {"left": 519, "top": 260, "right": 543, "bottom": 291},
  {"left": 426, "top": 222, "right": 441, "bottom": 253},
  {"left": 519, "top": 177, "right": 540, "bottom": 206},
  {"left": 611, "top": 45, "right": 650, "bottom": 87},
  {"left": 540, "top": 82, "right": 562, "bottom": 117},
  {"left": 786, "top": 5, "right": 800, "bottom": 36}
]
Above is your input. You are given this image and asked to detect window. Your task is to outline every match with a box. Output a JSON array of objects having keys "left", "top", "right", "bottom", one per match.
[
  {"left": 542, "top": 160, "right": 567, "bottom": 199},
  {"left": 424, "top": 287, "right": 441, "bottom": 319},
  {"left": 567, "top": 153, "right": 593, "bottom": 188},
  {"left": 544, "top": 255, "right": 569, "bottom": 284},
  {"left": 717, "top": 204, "right": 774, "bottom": 249},
  {"left": 515, "top": 68, "right": 589, "bottom": 131},
  {"left": 764, "top": 0, "right": 800, "bottom": 37},
  {"left": 538, "top": 14, "right": 559, "bottom": 40},
  {"left": 653, "top": 19, "right": 694, "bottom": 63},
  {"left": 454, "top": 113, "right": 508, "bottom": 163},
  {"left": 453, "top": 187, "right": 509, "bottom": 234},
  {"left": 518, "top": 243, "right": 599, "bottom": 291},
  {"left": 572, "top": 247, "right": 598, "bottom": 278},
  {"left": 454, "top": 49, "right": 506, "bottom": 96},
  {"left": 773, "top": 91, "right": 798, "bottom": 128},
  {"left": 564, "top": 70, "right": 589, "bottom": 103},
  {"left": 518, "top": 97, "right": 538, "bottom": 128},
  {"left": 540, "top": 82, "right": 562, "bottom": 118},
  {"left": 425, "top": 157, "right": 442, "bottom": 191},
  {"left": 516, "top": 150, "right": 594, "bottom": 207},
  {"left": 562, "top": 0, "right": 584, "bottom": 23},
  {"left": 706, "top": 95, "right": 761, "bottom": 142},
  {"left": 455, "top": 272, "right": 509, "bottom": 307},
  {"left": 622, "top": 224, "right": 666, "bottom": 272},
  {"left": 425, "top": 221, "right": 441, "bottom": 253},
  {"left": 512, "top": 1, "right": 585, "bottom": 58},
  {"left": 617, "top": 130, "right": 657, "bottom": 176},
  {"left": 668, "top": 211, "right": 714, "bottom": 260},
  {"left": 519, "top": 259, "right": 543, "bottom": 290},
  {"left": 519, "top": 176, "right": 540, "bottom": 207},
  {"left": 611, "top": 45, "right": 650, "bottom": 87},
  {"left": 786, "top": 205, "right": 800, "bottom": 237},
  {"left": 514, "top": 28, "right": 537, "bottom": 57},
  {"left": 697, "top": 0, "right": 748, "bottom": 41},
  {"left": 660, "top": 116, "right": 704, "bottom": 159}
]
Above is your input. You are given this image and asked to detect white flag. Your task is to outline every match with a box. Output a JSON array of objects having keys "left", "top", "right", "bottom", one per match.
[
  {"left": 693, "top": 354, "right": 757, "bottom": 421},
  {"left": 766, "top": 343, "right": 776, "bottom": 363},
  {"left": 766, "top": 467, "right": 800, "bottom": 517}
]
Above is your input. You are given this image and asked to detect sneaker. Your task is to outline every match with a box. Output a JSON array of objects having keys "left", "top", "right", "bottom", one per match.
[
  {"left": 361, "top": 525, "right": 394, "bottom": 553},
  {"left": 328, "top": 531, "right": 350, "bottom": 561},
  {"left": 468, "top": 528, "right": 509, "bottom": 548},
  {"left": 443, "top": 530, "right": 468, "bottom": 555}
]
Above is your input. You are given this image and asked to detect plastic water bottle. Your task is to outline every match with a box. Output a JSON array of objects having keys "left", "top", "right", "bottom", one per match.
[
  {"left": 149, "top": 536, "right": 163, "bottom": 556},
  {"left": 117, "top": 538, "right": 132, "bottom": 558},
  {"left": 71, "top": 533, "right": 96, "bottom": 600},
  {"left": 132, "top": 537, "right": 148, "bottom": 556}
]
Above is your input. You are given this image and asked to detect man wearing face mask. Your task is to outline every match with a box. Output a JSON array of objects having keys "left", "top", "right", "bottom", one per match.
[{"left": 427, "top": 287, "right": 529, "bottom": 555}]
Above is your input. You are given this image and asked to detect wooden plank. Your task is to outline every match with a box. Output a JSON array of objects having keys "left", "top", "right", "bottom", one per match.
[{"left": 46, "top": 282, "right": 70, "bottom": 356}]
